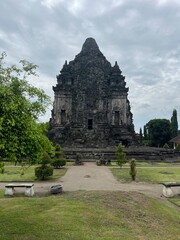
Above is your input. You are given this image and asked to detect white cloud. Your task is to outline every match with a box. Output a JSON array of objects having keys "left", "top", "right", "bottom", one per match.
[{"left": 41, "top": 0, "right": 65, "bottom": 9}]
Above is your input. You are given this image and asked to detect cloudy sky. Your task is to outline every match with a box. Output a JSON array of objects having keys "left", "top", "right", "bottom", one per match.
[{"left": 1, "top": 0, "right": 180, "bottom": 132}]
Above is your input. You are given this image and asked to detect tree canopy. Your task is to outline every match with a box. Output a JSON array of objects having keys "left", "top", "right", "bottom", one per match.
[
  {"left": 0, "top": 52, "right": 53, "bottom": 164},
  {"left": 145, "top": 119, "right": 171, "bottom": 147}
]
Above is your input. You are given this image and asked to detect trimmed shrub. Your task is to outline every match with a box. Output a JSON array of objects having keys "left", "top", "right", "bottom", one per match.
[
  {"left": 163, "top": 143, "right": 169, "bottom": 149},
  {"left": 54, "top": 144, "right": 63, "bottom": 158},
  {"left": 35, "top": 165, "right": 53, "bottom": 180},
  {"left": 75, "top": 153, "right": 83, "bottom": 165},
  {"left": 115, "top": 144, "right": 127, "bottom": 168},
  {"left": 35, "top": 152, "right": 53, "bottom": 180},
  {"left": 129, "top": 158, "right": 137, "bottom": 181},
  {"left": 51, "top": 158, "right": 66, "bottom": 168},
  {"left": 40, "top": 152, "right": 51, "bottom": 166}
]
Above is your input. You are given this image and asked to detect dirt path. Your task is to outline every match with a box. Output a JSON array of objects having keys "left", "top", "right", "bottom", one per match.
[{"left": 59, "top": 162, "right": 163, "bottom": 197}]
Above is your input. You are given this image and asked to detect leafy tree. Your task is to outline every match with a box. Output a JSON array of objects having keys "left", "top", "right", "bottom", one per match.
[
  {"left": 145, "top": 119, "right": 171, "bottom": 147},
  {"left": 143, "top": 125, "right": 148, "bottom": 140},
  {"left": 0, "top": 52, "right": 53, "bottom": 164},
  {"left": 115, "top": 144, "right": 126, "bottom": 168},
  {"left": 170, "top": 109, "right": 178, "bottom": 138},
  {"left": 142, "top": 125, "right": 151, "bottom": 146}
]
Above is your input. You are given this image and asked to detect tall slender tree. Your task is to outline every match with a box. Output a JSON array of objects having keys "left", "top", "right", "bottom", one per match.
[
  {"left": 143, "top": 125, "right": 148, "bottom": 140},
  {"left": 139, "top": 128, "right": 143, "bottom": 144},
  {"left": 170, "top": 109, "right": 178, "bottom": 138}
]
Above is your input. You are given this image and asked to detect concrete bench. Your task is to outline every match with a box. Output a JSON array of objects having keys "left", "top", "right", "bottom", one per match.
[
  {"left": 162, "top": 182, "right": 180, "bottom": 197},
  {"left": 5, "top": 183, "right": 34, "bottom": 197}
]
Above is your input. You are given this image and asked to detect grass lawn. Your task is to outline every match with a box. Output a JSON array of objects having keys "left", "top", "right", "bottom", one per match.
[
  {"left": 109, "top": 161, "right": 180, "bottom": 167},
  {"left": 169, "top": 198, "right": 180, "bottom": 207},
  {"left": 110, "top": 167, "right": 180, "bottom": 183},
  {"left": 0, "top": 165, "right": 68, "bottom": 182},
  {"left": 0, "top": 191, "right": 179, "bottom": 240}
]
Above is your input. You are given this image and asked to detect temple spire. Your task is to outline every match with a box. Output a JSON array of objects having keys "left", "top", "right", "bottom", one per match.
[
  {"left": 81, "top": 37, "right": 100, "bottom": 54},
  {"left": 112, "top": 61, "right": 122, "bottom": 74}
]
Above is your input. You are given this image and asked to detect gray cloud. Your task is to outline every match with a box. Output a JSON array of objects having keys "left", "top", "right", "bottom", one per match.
[{"left": 0, "top": 0, "right": 180, "bottom": 131}]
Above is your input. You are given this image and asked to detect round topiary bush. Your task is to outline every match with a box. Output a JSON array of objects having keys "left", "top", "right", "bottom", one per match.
[
  {"left": 35, "top": 165, "right": 53, "bottom": 180},
  {"left": 51, "top": 158, "right": 66, "bottom": 168}
]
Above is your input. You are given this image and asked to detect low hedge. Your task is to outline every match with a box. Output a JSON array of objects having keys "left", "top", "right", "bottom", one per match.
[{"left": 51, "top": 158, "right": 66, "bottom": 168}]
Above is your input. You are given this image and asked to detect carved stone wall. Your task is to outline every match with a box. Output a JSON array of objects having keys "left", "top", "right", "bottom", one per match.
[{"left": 48, "top": 38, "right": 136, "bottom": 147}]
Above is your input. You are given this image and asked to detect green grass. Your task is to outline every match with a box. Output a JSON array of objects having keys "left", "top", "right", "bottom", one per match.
[
  {"left": 110, "top": 167, "right": 180, "bottom": 183},
  {"left": 0, "top": 191, "right": 179, "bottom": 240},
  {"left": 169, "top": 198, "right": 180, "bottom": 207},
  {"left": 109, "top": 161, "right": 180, "bottom": 167},
  {"left": 0, "top": 190, "right": 4, "bottom": 198},
  {"left": 0, "top": 165, "right": 67, "bottom": 182}
]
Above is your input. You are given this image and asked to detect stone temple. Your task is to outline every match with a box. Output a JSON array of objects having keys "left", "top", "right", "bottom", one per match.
[{"left": 48, "top": 38, "right": 135, "bottom": 147}]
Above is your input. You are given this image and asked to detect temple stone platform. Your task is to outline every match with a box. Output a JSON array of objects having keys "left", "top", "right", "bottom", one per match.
[{"left": 63, "top": 146, "right": 180, "bottom": 163}]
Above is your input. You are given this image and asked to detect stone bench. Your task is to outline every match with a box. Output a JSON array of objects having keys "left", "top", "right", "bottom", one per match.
[
  {"left": 162, "top": 182, "right": 180, "bottom": 197},
  {"left": 5, "top": 183, "right": 34, "bottom": 197}
]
